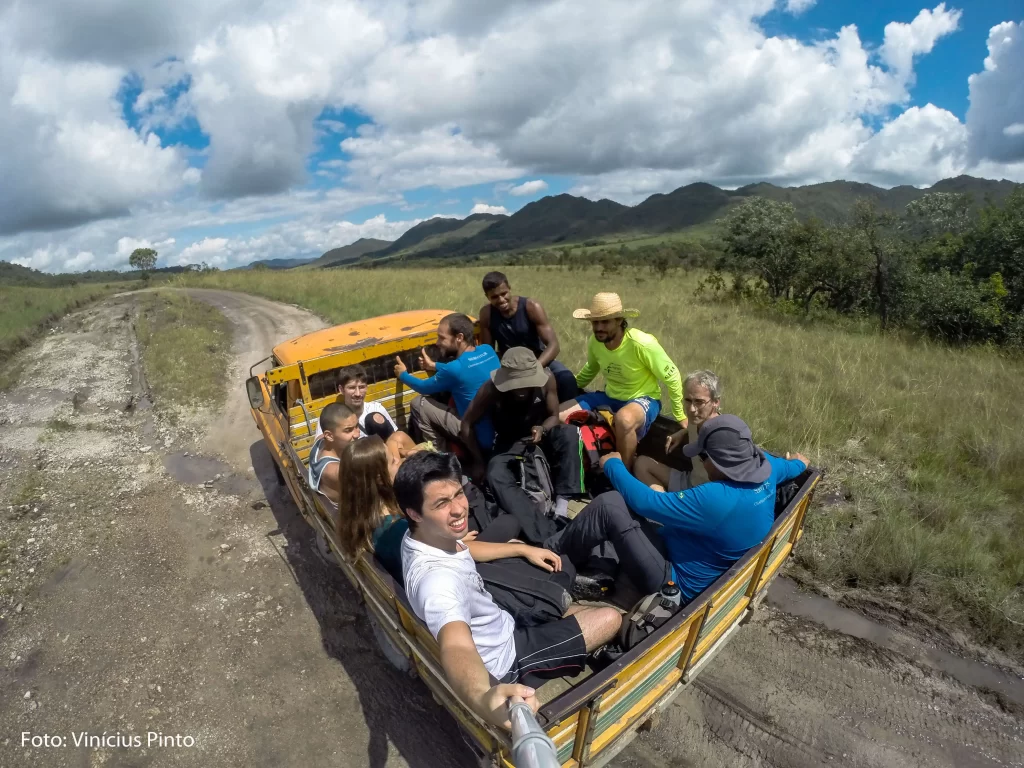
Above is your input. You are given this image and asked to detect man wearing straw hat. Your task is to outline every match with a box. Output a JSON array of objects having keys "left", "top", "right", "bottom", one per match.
[{"left": 560, "top": 292, "right": 685, "bottom": 470}]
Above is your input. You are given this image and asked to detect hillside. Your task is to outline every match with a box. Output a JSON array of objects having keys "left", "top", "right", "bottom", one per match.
[
  {"left": 370, "top": 214, "right": 505, "bottom": 260},
  {"left": 246, "top": 257, "right": 317, "bottom": 270},
  {"left": 305, "top": 237, "right": 392, "bottom": 269},
  {"left": 464, "top": 196, "right": 627, "bottom": 253},
  {"left": 392, "top": 175, "right": 1019, "bottom": 262}
]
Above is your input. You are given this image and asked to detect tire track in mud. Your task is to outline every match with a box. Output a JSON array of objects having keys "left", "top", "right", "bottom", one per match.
[{"left": 615, "top": 609, "right": 1023, "bottom": 768}]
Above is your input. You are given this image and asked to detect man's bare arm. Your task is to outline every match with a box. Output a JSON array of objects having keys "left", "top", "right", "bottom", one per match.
[
  {"left": 541, "top": 375, "right": 560, "bottom": 432},
  {"left": 478, "top": 305, "right": 495, "bottom": 349},
  {"left": 459, "top": 382, "right": 496, "bottom": 470},
  {"left": 321, "top": 462, "right": 341, "bottom": 505},
  {"left": 437, "top": 622, "right": 537, "bottom": 728},
  {"left": 527, "top": 299, "right": 560, "bottom": 368}
]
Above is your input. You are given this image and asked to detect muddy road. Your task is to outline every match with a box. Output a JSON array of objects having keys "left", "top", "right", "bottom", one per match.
[{"left": 1, "top": 290, "right": 1021, "bottom": 768}]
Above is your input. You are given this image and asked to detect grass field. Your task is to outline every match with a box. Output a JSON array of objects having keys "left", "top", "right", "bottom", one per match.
[
  {"left": 0, "top": 283, "right": 128, "bottom": 389},
  {"left": 177, "top": 265, "right": 1024, "bottom": 657},
  {"left": 135, "top": 291, "right": 232, "bottom": 412}
]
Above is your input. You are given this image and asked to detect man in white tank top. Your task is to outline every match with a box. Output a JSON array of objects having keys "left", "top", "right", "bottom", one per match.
[{"left": 308, "top": 402, "right": 361, "bottom": 519}]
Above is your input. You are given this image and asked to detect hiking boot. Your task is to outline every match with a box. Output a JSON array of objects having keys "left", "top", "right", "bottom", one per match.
[
  {"left": 588, "top": 643, "right": 625, "bottom": 672},
  {"left": 571, "top": 568, "right": 615, "bottom": 601}
]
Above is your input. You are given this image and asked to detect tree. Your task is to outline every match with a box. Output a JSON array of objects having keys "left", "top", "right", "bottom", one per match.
[
  {"left": 129, "top": 248, "right": 158, "bottom": 273},
  {"left": 722, "top": 197, "right": 802, "bottom": 299}
]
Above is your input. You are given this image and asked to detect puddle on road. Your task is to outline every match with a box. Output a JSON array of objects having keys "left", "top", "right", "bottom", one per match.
[
  {"left": 767, "top": 577, "right": 1024, "bottom": 708},
  {"left": 163, "top": 452, "right": 254, "bottom": 496}
]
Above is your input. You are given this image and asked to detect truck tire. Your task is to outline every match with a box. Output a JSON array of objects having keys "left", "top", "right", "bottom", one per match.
[
  {"left": 314, "top": 529, "right": 334, "bottom": 565},
  {"left": 367, "top": 609, "right": 415, "bottom": 678}
]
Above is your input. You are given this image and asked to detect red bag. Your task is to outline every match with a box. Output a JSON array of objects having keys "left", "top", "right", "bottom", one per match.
[{"left": 566, "top": 410, "right": 616, "bottom": 470}]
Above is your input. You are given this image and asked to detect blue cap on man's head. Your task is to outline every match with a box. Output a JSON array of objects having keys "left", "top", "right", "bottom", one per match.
[{"left": 683, "top": 414, "right": 770, "bottom": 484}]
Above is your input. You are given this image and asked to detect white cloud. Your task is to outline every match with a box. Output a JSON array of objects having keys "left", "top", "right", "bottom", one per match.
[
  {"left": 470, "top": 203, "right": 508, "bottom": 215},
  {"left": 3, "top": 0, "right": 1024, "bottom": 273},
  {"left": 0, "top": 51, "right": 186, "bottom": 234},
  {"left": 851, "top": 104, "right": 968, "bottom": 187},
  {"left": 784, "top": 0, "right": 817, "bottom": 15},
  {"left": 341, "top": 124, "right": 524, "bottom": 191},
  {"left": 879, "top": 4, "right": 962, "bottom": 80},
  {"left": 966, "top": 21, "right": 1024, "bottom": 165},
  {"left": 508, "top": 179, "right": 548, "bottom": 196}
]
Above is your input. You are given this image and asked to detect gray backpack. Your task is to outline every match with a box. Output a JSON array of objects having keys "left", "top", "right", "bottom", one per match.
[{"left": 514, "top": 446, "right": 555, "bottom": 517}]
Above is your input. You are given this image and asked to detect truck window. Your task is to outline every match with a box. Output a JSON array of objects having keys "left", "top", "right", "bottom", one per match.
[{"left": 307, "top": 345, "right": 443, "bottom": 401}]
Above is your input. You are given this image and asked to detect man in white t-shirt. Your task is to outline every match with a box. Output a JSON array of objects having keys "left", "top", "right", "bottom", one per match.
[
  {"left": 314, "top": 365, "right": 418, "bottom": 470},
  {"left": 633, "top": 370, "right": 722, "bottom": 492},
  {"left": 397, "top": 452, "right": 621, "bottom": 727}
]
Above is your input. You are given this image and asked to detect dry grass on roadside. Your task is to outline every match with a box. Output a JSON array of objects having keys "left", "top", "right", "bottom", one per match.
[
  {"left": 135, "top": 291, "right": 232, "bottom": 412},
  {"left": 179, "top": 265, "right": 1024, "bottom": 657},
  {"left": 0, "top": 284, "right": 122, "bottom": 381}
]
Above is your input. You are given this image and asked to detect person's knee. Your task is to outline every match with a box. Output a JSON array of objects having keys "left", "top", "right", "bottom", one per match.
[
  {"left": 578, "top": 607, "right": 622, "bottom": 650},
  {"left": 589, "top": 492, "right": 637, "bottom": 533},
  {"left": 410, "top": 395, "right": 424, "bottom": 418},
  {"left": 486, "top": 453, "right": 507, "bottom": 479},
  {"left": 634, "top": 455, "right": 655, "bottom": 479},
  {"left": 558, "top": 399, "right": 582, "bottom": 421},
  {"left": 615, "top": 407, "right": 643, "bottom": 433}
]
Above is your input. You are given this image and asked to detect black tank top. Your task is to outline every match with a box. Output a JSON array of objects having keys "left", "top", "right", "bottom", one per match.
[
  {"left": 489, "top": 297, "right": 544, "bottom": 357},
  {"left": 492, "top": 388, "right": 547, "bottom": 447}
]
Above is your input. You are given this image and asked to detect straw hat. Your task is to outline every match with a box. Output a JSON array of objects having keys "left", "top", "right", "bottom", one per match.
[
  {"left": 572, "top": 292, "right": 640, "bottom": 321},
  {"left": 491, "top": 347, "right": 549, "bottom": 392}
]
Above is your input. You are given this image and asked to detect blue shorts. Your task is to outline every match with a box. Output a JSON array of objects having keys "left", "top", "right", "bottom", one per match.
[{"left": 575, "top": 391, "right": 661, "bottom": 439}]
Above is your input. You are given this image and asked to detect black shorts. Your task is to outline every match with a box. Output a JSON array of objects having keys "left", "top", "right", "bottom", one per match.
[{"left": 500, "top": 616, "right": 587, "bottom": 688}]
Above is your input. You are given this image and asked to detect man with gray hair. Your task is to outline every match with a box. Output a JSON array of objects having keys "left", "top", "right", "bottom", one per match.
[
  {"left": 634, "top": 370, "right": 722, "bottom": 492},
  {"left": 546, "top": 414, "right": 809, "bottom": 602}
]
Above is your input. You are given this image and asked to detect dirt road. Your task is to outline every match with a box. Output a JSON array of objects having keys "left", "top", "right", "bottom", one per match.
[{"left": 1, "top": 291, "right": 1021, "bottom": 768}]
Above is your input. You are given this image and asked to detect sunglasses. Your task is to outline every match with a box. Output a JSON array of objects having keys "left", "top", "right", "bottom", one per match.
[{"left": 698, "top": 451, "right": 709, "bottom": 462}]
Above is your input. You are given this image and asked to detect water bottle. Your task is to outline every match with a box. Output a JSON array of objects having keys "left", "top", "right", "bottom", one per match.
[{"left": 659, "top": 581, "right": 681, "bottom": 611}]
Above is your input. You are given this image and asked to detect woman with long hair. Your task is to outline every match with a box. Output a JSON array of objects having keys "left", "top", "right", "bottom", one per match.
[
  {"left": 334, "top": 437, "right": 563, "bottom": 586},
  {"left": 335, "top": 436, "right": 407, "bottom": 580}
]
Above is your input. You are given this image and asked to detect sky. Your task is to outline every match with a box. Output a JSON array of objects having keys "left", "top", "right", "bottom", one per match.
[{"left": 1, "top": 0, "right": 1022, "bottom": 273}]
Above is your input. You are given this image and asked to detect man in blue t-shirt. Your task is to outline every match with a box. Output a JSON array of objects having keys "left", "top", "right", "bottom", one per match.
[
  {"left": 545, "top": 414, "right": 810, "bottom": 602},
  {"left": 394, "top": 312, "right": 499, "bottom": 452}
]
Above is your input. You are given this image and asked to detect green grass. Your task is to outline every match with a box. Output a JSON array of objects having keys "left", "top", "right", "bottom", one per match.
[
  {"left": 0, "top": 283, "right": 125, "bottom": 363},
  {"left": 135, "top": 291, "right": 232, "bottom": 411},
  {"left": 178, "top": 265, "right": 1024, "bottom": 658}
]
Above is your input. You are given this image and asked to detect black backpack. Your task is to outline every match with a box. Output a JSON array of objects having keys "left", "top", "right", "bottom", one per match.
[{"left": 477, "top": 557, "right": 575, "bottom": 627}]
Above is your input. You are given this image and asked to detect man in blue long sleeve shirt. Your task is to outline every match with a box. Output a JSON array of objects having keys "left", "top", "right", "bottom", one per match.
[
  {"left": 545, "top": 415, "right": 809, "bottom": 602},
  {"left": 394, "top": 313, "right": 499, "bottom": 451}
]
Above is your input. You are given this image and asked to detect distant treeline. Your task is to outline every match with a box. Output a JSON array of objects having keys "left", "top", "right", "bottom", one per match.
[
  {"left": 0, "top": 261, "right": 197, "bottom": 287},
  {"left": 698, "top": 189, "right": 1024, "bottom": 349}
]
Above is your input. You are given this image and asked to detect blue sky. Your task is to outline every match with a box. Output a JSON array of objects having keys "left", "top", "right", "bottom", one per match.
[{"left": 1, "top": 0, "right": 1022, "bottom": 272}]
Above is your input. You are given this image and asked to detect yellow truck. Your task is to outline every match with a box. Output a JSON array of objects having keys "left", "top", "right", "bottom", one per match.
[{"left": 245, "top": 309, "right": 820, "bottom": 768}]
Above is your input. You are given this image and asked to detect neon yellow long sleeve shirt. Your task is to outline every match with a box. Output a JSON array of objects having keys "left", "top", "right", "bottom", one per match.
[{"left": 575, "top": 328, "right": 685, "bottom": 422}]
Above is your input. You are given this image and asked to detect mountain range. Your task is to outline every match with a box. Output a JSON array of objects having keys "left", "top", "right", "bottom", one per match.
[{"left": 294, "top": 175, "right": 1018, "bottom": 269}]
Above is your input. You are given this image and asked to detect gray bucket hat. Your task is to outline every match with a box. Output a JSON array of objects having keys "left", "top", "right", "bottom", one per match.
[
  {"left": 682, "top": 414, "right": 771, "bottom": 484},
  {"left": 491, "top": 347, "right": 549, "bottom": 392}
]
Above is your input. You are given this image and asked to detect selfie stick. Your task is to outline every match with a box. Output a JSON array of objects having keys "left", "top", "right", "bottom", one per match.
[{"left": 507, "top": 696, "right": 561, "bottom": 768}]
